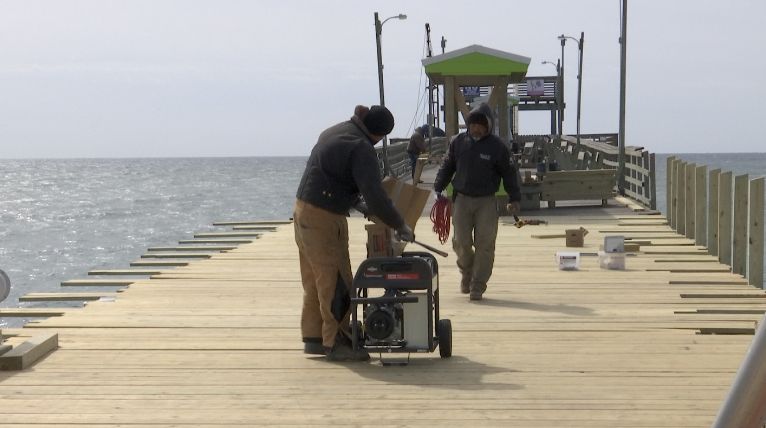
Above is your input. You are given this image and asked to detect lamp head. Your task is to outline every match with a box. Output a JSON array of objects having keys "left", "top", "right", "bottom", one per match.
[{"left": 398, "top": 14, "right": 407, "bottom": 20}]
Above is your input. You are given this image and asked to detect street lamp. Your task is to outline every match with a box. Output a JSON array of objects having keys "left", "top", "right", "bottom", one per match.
[
  {"left": 558, "top": 33, "right": 584, "bottom": 146},
  {"left": 374, "top": 12, "right": 407, "bottom": 177}
]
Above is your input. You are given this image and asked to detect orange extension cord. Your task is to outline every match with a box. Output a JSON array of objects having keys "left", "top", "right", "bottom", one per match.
[{"left": 430, "top": 195, "right": 451, "bottom": 244}]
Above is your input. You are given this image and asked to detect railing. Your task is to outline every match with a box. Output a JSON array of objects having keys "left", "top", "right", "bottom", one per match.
[
  {"left": 517, "top": 134, "right": 657, "bottom": 210},
  {"left": 665, "top": 156, "right": 764, "bottom": 288},
  {"left": 376, "top": 137, "right": 447, "bottom": 180}
]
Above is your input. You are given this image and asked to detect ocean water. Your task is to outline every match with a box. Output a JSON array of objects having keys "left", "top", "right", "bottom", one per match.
[
  {"left": 0, "top": 157, "right": 306, "bottom": 327},
  {"left": 1, "top": 154, "right": 765, "bottom": 328},
  {"left": 654, "top": 153, "right": 766, "bottom": 215}
]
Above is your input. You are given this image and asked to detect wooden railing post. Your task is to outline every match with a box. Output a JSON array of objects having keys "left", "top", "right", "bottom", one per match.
[
  {"left": 676, "top": 161, "right": 686, "bottom": 235},
  {"left": 732, "top": 174, "right": 749, "bottom": 276},
  {"left": 685, "top": 163, "right": 696, "bottom": 240},
  {"left": 695, "top": 165, "right": 707, "bottom": 246},
  {"left": 649, "top": 153, "right": 657, "bottom": 210},
  {"left": 666, "top": 156, "right": 676, "bottom": 224},
  {"left": 719, "top": 171, "right": 733, "bottom": 266},
  {"left": 708, "top": 169, "right": 721, "bottom": 256},
  {"left": 749, "top": 177, "right": 764, "bottom": 288}
]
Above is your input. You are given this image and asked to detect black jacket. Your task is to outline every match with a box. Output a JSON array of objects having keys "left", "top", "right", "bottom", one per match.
[
  {"left": 296, "top": 115, "right": 405, "bottom": 229},
  {"left": 434, "top": 103, "right": 521, "bottom": 202}
]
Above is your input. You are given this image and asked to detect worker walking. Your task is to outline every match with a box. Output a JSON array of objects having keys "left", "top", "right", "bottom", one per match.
[
  {"left": 406, "top": 126, "right": 427, "bottom": 182},
  {"left": 294, "top": 104, "right": 414, "bottom": 361},
  {"left": 433, "top": 103, "right": 521, "bottom": 301}
]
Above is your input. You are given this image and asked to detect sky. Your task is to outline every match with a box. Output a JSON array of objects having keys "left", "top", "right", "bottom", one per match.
[{"left": 0, "top": 0, "right": 764, "bottom": 158}]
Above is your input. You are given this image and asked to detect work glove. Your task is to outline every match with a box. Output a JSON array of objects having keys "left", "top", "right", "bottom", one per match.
[
  {"left": 433, "top": 191, "right": 445, "bottom": 202},
  {"left": 506, "top": 201, "right": 521, "bottom": 215},
  {"left": 394, "top": 224, "right": 415, "bottom": 242}
]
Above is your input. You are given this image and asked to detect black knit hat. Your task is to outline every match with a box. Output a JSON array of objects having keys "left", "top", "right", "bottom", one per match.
[{"left": 363, "top": 105, "right": 395, "bottom": 135}]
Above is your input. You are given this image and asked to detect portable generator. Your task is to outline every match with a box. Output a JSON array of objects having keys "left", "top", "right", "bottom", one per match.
[{"left": 350, "top": 251, "right": 452, "bottom": 364}]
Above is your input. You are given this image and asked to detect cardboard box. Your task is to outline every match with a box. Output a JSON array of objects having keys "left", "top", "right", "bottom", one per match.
[
  {"left": 366, "top": 177, "right": 431, "bottom": 257},
  {"left": 377, "top": 177, "right": 431, "bottom": 230},
  {"left": 565, "top": 228, "right": 588, "bottom": 247}
]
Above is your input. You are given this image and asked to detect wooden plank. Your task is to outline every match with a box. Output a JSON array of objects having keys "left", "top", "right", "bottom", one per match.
[
  {"left": 129, "top": 260, "right": 189, "bottom": 267},
  {"left": 61, "top": 279, "right": 134, "bottom": 287},
  {"left": 140, "top": 253, "right": 212, "bottom": 259},
  {"left": 732, "top": 174, "right": 749, "bottom": 276},
  {"left": 212, "top": 220, "right": 292, "bottom": 226},
  {"left": 178, "top": 238, "right": 255, "bottom": 244},
  {"left": 19, "top": 292, "right": 119, "bottom": 302},
  {"left": 194, "top": 232, "right": 264, "bottom": 238},
  {"left": 88, "top": 269, "right": 164, "bottom": 275},
  {"left": 719, "top": 171, "right": 733, "bottom": 266},
  {"left": 0, "top": 308, "right": 69, "bottom": 316},
  {"left": 147, "top": 246, "right": 237, "bottom": 252},
  {"left": 749, "top": 177, "right": 764, "bottom": 288},
  {"left": 231, "top": 226, "right": 279, "bottom": 231},
  {"left": 0, "top": 332, "right": 58, "bottom": 370}
]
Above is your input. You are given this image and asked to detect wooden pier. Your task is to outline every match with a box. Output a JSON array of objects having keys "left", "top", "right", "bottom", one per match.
[{"left": 1, "top": 193, "right": 764, "bottom": 426}]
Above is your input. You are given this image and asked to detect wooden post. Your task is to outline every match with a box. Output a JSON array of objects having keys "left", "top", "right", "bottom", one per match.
[
  {"left": 649, "top": 152, "right": 656, "bottom": 210},
  {"left": 666, "top": 156, "right": 676, "bottom": 226},
  {"left": 718, "top": 171, "right": 733, "bottom": 266},
  {"left": 672, "top": 158, "right": 682, "bottom": 230},
  {"left": 732, "top": 174, "right": 749, "bottom": 276},
  {"left": 496, "top": 77, "right": 510, "bottom": 143},
  {"left": 685, "top": 163, "right": 696, "bottom": 240},
  {"left": 676, "top": 161, "right": 686, "bottom": 236},
  {"left": 444, "top": 76, "right": 458, "bottom": 143},
  {"left": 749, "top": 177, "right": 764, "bottom": 288},
  {"left": 708, "top": 169, "right": 721, "bottom": 256},
  {"left": 695, "top": 165, "right": 707, "bottom": 246}
]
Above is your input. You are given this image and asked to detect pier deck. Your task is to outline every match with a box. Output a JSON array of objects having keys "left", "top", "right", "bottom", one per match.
[{"left": 1, "top": 199, "right": 764, "bottom": 426}]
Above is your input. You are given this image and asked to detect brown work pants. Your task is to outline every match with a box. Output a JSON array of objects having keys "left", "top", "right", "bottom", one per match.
[
  {"left": 451, "top": 194, "right": 499, "bottom": 294},
  {"left": 293, "top": 200, "right": 353, "bottom": 349}
]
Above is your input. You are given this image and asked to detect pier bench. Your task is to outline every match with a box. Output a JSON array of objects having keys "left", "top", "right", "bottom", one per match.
[{"left": 540, "top": 169, "right": 616, "bottom": 208}]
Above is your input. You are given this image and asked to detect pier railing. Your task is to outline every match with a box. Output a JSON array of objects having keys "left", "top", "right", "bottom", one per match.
[
  {"left": 377, "top": 137, "right": 447, "bottom": 180},
  {"left": 666, "top": 156, "right": 765, "bottom": 288},
  {"left": 518, "top": 134, "right": 657, "bottom": 209}
]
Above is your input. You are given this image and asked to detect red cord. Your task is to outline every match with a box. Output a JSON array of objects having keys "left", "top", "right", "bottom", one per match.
[{"left": 430, "top": 196, "right": 451, "bottom": 244}]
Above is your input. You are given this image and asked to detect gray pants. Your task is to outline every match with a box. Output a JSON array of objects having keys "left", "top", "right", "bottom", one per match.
[{"left": 451, "top": 194, "right": 499, "bottom": 294}]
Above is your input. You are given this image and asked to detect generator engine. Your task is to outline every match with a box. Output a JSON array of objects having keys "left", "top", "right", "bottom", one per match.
[{"left": 363, "top": 289, "right": 405, "bottom": 345}]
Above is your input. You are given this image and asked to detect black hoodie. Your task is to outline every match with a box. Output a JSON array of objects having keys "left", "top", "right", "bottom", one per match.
[
  {"left": 434, "top": 103, "right": 521, "bottom": 202},
  {"left": 295, "top": 115, "right": 405, "bottom": 229}
]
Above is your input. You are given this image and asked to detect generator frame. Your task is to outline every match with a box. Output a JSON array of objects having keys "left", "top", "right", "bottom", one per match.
[{"left": 350, "top": 251, "right": 452, "bottom": 362}]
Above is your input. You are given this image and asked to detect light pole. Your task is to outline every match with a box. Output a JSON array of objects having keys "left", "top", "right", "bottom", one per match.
[
  {"left": 374, "top": 12, "right": 407, "bottom": 177},
  {"left": 558, "top": 33, "right": 584, "bottom": 146},
  {"left": 542, "top": 60, "right": 561, "bottom": 137}
]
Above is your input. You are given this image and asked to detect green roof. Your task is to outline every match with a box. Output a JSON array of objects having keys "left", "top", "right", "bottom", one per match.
[{"left": 422, "top": 44, "right": 531, "bottom": 85}]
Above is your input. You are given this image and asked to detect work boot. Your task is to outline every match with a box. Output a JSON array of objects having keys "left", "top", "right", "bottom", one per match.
[
  {"left": 303, "top": 338, "right": 325, "bottom": 355},
  {"left": 325, "top": 342, "right": 370, "bottom": 362},
  {"left": 469, "top": 292, "right": 483, "bottom": 301},
  {"left": 469, "top": 282, "right": 486, "bottom": 301},
  {"left": 460, "top": 275, "right": 471, "bottom": 294}
]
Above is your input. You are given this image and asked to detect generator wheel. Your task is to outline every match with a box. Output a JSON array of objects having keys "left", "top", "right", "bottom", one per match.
[{"left": 437, "top": 319, "right": 452, "bottom": 358}]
